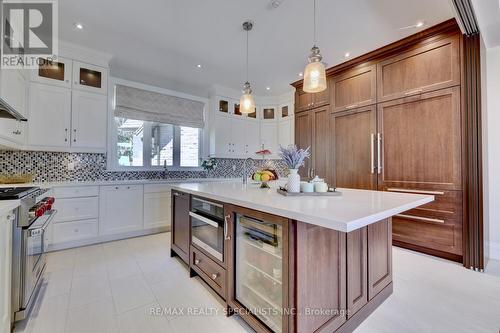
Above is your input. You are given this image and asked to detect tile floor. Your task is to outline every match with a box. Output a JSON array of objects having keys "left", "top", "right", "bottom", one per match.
[{"left": 13, "top": 233, "right": 500, "bottom": 333}]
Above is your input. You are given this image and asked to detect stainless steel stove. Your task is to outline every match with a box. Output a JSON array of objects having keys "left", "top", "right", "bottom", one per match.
[{"left": 1, "top": 187, "right": 57, "bottom": 326}]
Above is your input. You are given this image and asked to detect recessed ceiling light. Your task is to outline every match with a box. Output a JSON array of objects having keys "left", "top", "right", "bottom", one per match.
[
  {"left": 196, "top": 64, "right": 202, "bottom": 68},
  {"left": 344, "top": 52, "right": 350, "bottom": 58},
  {"left": 74, "top": 23, "right": 83, "bottom": 30},
  {"left": 416, "top": 21, "right": 424, "bottom": 28},
  {"left": 266, "top": 87, "right": 271, "bottom": 91},
  {"left": 298, "top": 72, "right": 303, "bottom": 77}
]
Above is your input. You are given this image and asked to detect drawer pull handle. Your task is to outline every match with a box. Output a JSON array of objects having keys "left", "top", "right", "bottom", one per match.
[
  {"left": 395, "top": 214, "right": 445, "bottom": 224},
  {"left": 404, "top": 89, "right": 423, "bottom": 96},
  {"left": 387, "top": 188, "right": 445, "bottom": 195},
  {"left": 224, "top": 214, "right": 231, "bottom": 240},
  {"left": 195, "top": 259, "right": 200, "bottom": 265},
  {"left": 345, "top": 104, "right": 358, "bottom": 109},
  {"left": 211, "top": 273, "right": 219, "bottom": 280}
]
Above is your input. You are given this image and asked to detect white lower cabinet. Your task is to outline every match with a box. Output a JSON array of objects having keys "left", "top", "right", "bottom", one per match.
[
  {"left": 52, "top": 219, "right": 99, "bottom": 245},
  {"left": 0, "top": 211, "right": 14, "bottom": 333},
  {"left": 99, "top": 185, "right": 144, "bottom": 235},
  {"left": 53, "top": 197, "right": 99, "bottom": 222},
  {"left": 144, "top": 192, "right": 171, "bottom": 229}
]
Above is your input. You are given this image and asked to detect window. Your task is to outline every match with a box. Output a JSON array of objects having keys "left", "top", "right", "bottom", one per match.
[{"left": 113, "top": 117, "right": 201, "bottom": 169}]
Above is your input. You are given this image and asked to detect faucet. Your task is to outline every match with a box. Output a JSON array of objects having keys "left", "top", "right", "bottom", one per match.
[{"left": 242, "top": 157, "right": 255, "bottom": 184}]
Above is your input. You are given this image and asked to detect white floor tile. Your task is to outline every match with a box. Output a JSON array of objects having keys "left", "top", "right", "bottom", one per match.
[
  {"left": 116, "top": 302, "right": 174, "bottom": 333},
  {"left": 106, "top": 258, "right": 142, "bottom": 280},
  {"left": 69, "top": 274, "right": 112, "bottom": 309},
  {"left": 65, "top": 298, "right": 119, "bottom": 333},
  {"left": 41, "top": 268, "right": 73, "bottom": 298},
  {"left": 15, "top": 293, "right": 69, "bottom": 333},
  {"left": 110, "top": 274, "right": 156, "bottom": 314}
]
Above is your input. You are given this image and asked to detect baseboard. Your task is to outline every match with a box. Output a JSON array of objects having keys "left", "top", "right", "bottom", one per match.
[
  {"left": 46, "top": 226, "right": 170, "bottom": 252},
  {"left": 486, "top": 241, "right": 500, "bottom": 260}
]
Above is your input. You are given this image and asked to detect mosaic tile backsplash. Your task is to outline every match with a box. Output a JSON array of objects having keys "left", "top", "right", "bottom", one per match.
[{"left": 0, "top": 151, "right": 288, "bottom": 183}]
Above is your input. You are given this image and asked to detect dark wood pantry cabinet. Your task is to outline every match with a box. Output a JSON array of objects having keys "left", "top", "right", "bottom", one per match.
[
  {"left": 292, "top": 19, "right": 483, "bottom": 267},
  {"left": 170, "top": 190, "right": 190, "bottom": 264}
]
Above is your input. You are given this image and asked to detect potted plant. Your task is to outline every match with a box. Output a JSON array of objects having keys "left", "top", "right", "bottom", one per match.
[{"left": 278, "top": 145, "right": 310, "bottom": 193}]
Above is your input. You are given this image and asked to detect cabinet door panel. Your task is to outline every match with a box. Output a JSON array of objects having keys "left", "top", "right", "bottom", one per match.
[
  {"left": 144, "top": 192, "right": 171, "bottom": 229},
  {"left": 28, "top": 83, "right": 71, "bottom": 148},
  {"left": 368, "top": 219, "right": 392, "bottom": 300},
  {"left": 53, "top": 197, "right": 99, "bottom": 223},
  {"left": 311, "top": 106, "right": 331, "bottom": 183},
  {"left": 332, "top": 65, "right": 376, "bottom": 112},
  {"left": 245, "top": 120, "right": 261, "bottom": 157},
  {"left": 278, "top": 118, "right": 293, "bottom": 148},
  {"left": 331, "top": 106, "right": 377, "bottom": 190},
  {"left": 30, "top": 56, "right": 72, "bottom": 88},
  {"left": 99, "top": 185, "right": 144, "bottom": 235},
  {"left": 71, "top": 91, "right": 107, "bottom": 151},
  {"left": 294, "top": 111, "right": 311, "bottom": 179},
  {"left": 231, "top": 118, "right": 247, "bottom": 157},
  {"left": 72, "top": 61, "right": 108, "bottom": 95},
  {"left": 260, "top": 122, "right": 278, "bottom": 156},
  {"left": 1, "top": 67, "right": 27, "bottom": 117},
  {"left": 347, "top": 227, "right": 368, "bottom": 317},
  {"left": 377, "top": 87, "right": 462, "bottom": 190},
  {"left": 172, "top": 190, "right": 190, "bottom": 263},
  {"left": 296, "top": 88, "right": 313, "bottom": 112},
  {"left": 377, "top": 35, "right": 460, "bottom": 102},
  {"left": 212, "top": 115, "right": 231, "bottom": 157}
]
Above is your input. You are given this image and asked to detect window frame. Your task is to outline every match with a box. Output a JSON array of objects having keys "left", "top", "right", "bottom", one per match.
[{"left": 107, "top": 78, "right": 208, "bottom": 171}]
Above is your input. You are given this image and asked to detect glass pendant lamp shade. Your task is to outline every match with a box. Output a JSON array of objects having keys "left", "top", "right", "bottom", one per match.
[
  {"left": 240, "top": 82, "right": 255, "bottom": 114},
  {"left": 303, "top": 58, "right": 326, "bottom": 93}
]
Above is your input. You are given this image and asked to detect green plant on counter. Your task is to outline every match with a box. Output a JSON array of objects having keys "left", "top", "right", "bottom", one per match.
[{"left": 201, "top": 157, "right": 217, "bottom": 171}]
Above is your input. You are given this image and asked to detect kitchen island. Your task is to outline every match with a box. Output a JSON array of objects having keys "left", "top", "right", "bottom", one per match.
[{"left": 169, "top": 181, "right": 433, "bottom": 333}]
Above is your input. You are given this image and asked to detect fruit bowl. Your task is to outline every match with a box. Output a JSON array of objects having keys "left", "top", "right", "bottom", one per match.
[{"left": 251, "top": 169, "right": 278, "bottom": 188}]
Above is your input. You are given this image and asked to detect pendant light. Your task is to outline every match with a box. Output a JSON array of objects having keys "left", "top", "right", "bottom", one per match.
[
  {"left": 240, "top": 20, "right": 256, "bottom": 114},
  {"left": 303, "top": 0, "right": 326, "bottom": 93}
]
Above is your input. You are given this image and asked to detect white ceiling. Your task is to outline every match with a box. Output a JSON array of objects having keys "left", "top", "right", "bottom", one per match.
[
  {"left": 471, "top": 0, "right": 500, "bottom": 48},
  {"left": 59, "top": 0, "right": 454, "bottom": 97}
]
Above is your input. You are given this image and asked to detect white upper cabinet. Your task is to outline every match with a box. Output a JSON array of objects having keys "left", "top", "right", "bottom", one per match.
[
  {"left": 245, "top": 120, "right": 261, "bottom": 156},
  {"left": 278, "top": 118, "right": 293, "bottom": 148},
  {"left": 71, "top": 90, "right": 107, "bottom": 152},
  {"left": 212, "top": 114, "right": 232, "bottom": 157},
  {"left": 30, "top": 57, "right": 72, "bottom": 88},
  {"left": 0, "top": 119, "right": 26, "bottom": 146},
  {"left": 260, "top": 122, "right": 278, "bottom": 156},
  {"left": 261, "top": 106, "right": 277, "bottom": 122},
  {"left": 231, "top": 117, "right": 247, "bottom": 157},
  {"left": 28, "top": 82, "right": 72, "bottom": 149},
  {"left": 72, "top": 61, "right": 108, "bottom": 95},
  {"left": 99, "top": 185, "right": 144, "bottom": 235},
  {"left": 0, "top": 67, "right": 28, "bottom": 117}
]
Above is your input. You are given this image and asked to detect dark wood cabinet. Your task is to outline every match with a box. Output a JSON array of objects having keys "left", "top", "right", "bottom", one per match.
[
  {"left": 332, "top": 65, "right": 377, "bottom": 112},
  {"left": 294, "top": 111, "right": 312, "bottom": 179},
  {"left": 295, "top": 85, "right": 330, "bottom": 113},
  {"left": 367, "top": 219, "right": 392, "bottom": 300},
  {"left": 330, "top": 106, "right": 377, "bottom": 190},
  {"left": 347, "top": 227, "right": 368, "bottom": 317},
  {"left": 377, "top": 35, "right": 460, "bottom": 102},
  {"left": 171, "top": 190, "right": 190, "bottom": 264},
  {"left": 377, "top": 87, "right": 462, "bottom": 191},
  {"left": 311, "top": 106, "right": 332, "bottom": 183}
]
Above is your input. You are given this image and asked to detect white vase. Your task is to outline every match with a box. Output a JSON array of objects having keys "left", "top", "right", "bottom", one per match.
[{"left": 287, "top": 169, "right": 301, "bottom": 193}]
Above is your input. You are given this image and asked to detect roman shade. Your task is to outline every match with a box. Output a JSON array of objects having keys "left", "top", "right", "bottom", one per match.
[{"left": 114, "top": 84, "right": 205, "bottom": 128}]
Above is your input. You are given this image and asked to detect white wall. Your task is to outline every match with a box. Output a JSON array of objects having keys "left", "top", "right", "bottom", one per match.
[{"left": 485, "top": 45, "right": 500, "bottom": 260}]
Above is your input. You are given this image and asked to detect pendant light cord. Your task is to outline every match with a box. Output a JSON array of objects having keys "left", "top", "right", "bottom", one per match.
[
  {"left": 246, "top": 28, "right": 249, "bottom": 82},
  {"left": 313, "top": 0, "right": 316, "bottom": 46}
]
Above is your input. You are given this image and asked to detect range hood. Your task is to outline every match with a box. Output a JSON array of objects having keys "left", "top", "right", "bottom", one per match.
[{"left": 0, "top": 97, "right": 27, "bottom": 121}]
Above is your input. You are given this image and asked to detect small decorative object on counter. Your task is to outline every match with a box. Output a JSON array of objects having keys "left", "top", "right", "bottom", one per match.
[
  {"left": 310, "top": 176, "right": 328, "bottom": 192},
  {"left": 0, "top": 173, "right": 33, "bottom": 184},
  {"left": 252, "top": 169, "right": 278, "bottom": 189},
  {"left": 278, "top": 145, "right": 310, "bottom": 193},
  {"left": 201, "top": 157, "right": 217, "bottom": 171}
]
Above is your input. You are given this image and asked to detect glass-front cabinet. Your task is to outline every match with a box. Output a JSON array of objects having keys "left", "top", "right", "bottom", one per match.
[
  {"left": 31, "top": 56, "right": 72, "bottom": 88},
  {"left": 227, "top": 206, "right": 289, "bottom": 333},
  {"left": 72, "top": 61, "right": 108, "bottom": 95}
]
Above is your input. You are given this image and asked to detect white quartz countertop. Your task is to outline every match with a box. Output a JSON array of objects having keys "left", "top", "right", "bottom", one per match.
[
  {"left": 0, "top": 178, "right": 238, "bottom": 189},
  {"left": 170, "top": 181, "right": 434, "bottom": 232},
  {"left": 0, "top": 200, "right": 20, "bottom": 216}
]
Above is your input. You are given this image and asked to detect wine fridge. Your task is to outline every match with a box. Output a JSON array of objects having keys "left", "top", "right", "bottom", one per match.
[{"left": 228, "top": 208, "right": 289, "bottom": 333}]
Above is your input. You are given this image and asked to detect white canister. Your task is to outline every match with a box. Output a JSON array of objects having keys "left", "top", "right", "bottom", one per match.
[
  {"left": 302, "top": 182, "right": 314, "bottom": 193},
  {"left": 314, "top": 182, "right": 328, "bottom": 193}
]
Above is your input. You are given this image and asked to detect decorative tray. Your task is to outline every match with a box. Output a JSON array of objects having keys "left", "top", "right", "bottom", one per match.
[{"left": 277, "top": 187, "right": 342, "bottom": 197}]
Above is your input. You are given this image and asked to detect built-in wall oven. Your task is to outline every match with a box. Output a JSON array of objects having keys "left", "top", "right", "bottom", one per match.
[
  {"left": 0, "top": 187, "right": 57, "bottom": 325},
  {"left": 190, "top": 197, "right": 225, "bottom": 262}
]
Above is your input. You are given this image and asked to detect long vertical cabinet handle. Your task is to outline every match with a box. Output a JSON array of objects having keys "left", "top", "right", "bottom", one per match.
[
  {"left": 377, "top": 133, "right": 382, "bottom": 174},
  {"left": 370, "top": 133, "right": 375, "bottom": 174},
  {"left": 224, "top": 214, "right": 231, "bottom": 240}
]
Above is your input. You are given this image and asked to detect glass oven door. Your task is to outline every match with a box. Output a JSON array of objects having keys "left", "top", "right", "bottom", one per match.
[{"left": 190, "top": 212, "right": 224, "bottom": 262}]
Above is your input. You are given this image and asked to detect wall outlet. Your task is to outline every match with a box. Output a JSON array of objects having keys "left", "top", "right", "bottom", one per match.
[
  {"left": 67, "top": 162, "right": 76, "bottom": 171},
  {"left": 232, "top": 165, "right": 236, "bottom": 172}
]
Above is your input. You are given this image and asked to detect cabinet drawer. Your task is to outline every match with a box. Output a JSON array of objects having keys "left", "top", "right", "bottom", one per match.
[
  {"left": 191, "top": 246, "right": 226, "bottom": 298},
  {"left": 54, "top": 186, "right": 99, "bottom": 198},
  {"left": 53, "top": 197, "right": 99, "bottom": 223},
  {"left": 385, "top": 188, "right": 462, "bottom": 223},
  {"left": 52, "top": 219, "right": 98, "bottom": 245},
  {"left": 144, "top": 184, "right": 173, "bottom": 194}
]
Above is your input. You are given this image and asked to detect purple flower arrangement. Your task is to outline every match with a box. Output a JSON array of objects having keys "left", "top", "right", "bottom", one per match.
[{"left": 278, "top": 145, "right": 311, "bottom": 170}]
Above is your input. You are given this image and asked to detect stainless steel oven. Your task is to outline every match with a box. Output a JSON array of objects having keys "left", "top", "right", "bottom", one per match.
[
  {"left": 5, "top": 187, "right": 57, "bottom": 324},
  {"left": 190, "top": 197, "right": 224, "bottom": 262}
]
